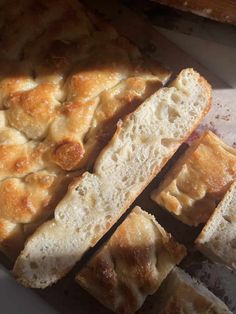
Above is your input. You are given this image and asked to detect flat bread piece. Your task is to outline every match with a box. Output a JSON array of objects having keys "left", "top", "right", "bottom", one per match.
[
  {"left": 76, "top": 207, "right": 186, "bottom": 314},
  {"left": 0, "top": 0, "right": 170, "bottom": 258},
  {"left": 151, "top": 131, "right": 236, "bottom": 226},
  {"left": 196, "top": 181, "right": 236, "bottom": 269},
  {"left": 151, "top": 267, "right": 232, "bottom": 314},
  {"left": 13, "top": 68, "right": 211, "bottom": 288}
]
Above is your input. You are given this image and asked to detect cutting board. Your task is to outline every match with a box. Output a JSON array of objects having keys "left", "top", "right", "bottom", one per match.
[
  {"left": 151, "top": 0, "right": 236, "bottom": 25},
  {"left": 1, "top": 0, "right": 235, "bottom": 313}
]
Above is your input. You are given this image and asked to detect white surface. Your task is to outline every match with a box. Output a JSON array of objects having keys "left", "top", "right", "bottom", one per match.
[
  {"left": 157, "top": 27, "right": 236, "bottom": 88},
  {"left": 0, "top": 266, "right": 57, "bottom": 314}
]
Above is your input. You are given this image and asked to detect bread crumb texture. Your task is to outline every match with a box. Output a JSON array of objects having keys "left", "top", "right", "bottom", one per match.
[
  {"left": 196, "top": 181, "right": 236, "bottom": 269},
  {"left": 13, "top": 68, "right": 211, "bottom": 288},
  {"left": 0, "top": 0, "right": 170, "bottom": 258}
]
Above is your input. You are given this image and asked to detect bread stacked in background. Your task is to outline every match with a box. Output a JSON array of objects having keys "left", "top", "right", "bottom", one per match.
[{"left": 0, "top": 0, "right": 235, "bottom": 313}]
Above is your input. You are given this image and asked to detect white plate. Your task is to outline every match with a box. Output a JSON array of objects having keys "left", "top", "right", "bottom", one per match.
[{"left": 0, "top": 266, "right": 57, "bottom": 314}]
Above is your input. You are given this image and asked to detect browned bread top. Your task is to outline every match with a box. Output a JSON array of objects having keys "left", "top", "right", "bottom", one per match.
[
  {"left": 13, "top": 69, "right": 211, "bottom": 288},
  {"left": 151, "top": 131, "right": 236, "bottom": 226},
  {"left": 0, "top": 0, "right": 170, "bottom": 258},
  {"left": 76, "top": 207, "right": 186, "bottom": 314}
]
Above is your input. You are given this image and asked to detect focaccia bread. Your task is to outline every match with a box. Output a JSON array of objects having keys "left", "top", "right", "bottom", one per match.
[
  {"left": 151, "top": 267, "right": 232, "bottom": 314},
  {"left": 196, "top": 181, "right": 236, "bottom": 269},
  {"left": 13, "top": 69, "right": 211, "bottom": 288},
  {"left": 151, "top": 131, "right": 236, "bottom": 226},
  {"left": 0, "top": 0, "right": 171, "bottom": 258},
  {"left": 76, "top": 207, "right": 186, "bottom": 314}
]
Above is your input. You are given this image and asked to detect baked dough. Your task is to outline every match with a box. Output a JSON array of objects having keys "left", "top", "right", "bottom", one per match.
[
  {"left": 13, "top": 69, "right": 211, "bottom": 288},
  {"left": 76, "top": 207, "right": 186, "bottom": 314},
  {"left": 0, "top": 0, "right": 170, "bottom": 258},
  {"left": 149, "top": 267, "right": 232, "bottom": 314},
  {"left": 196, "top": 181, "right": 236, "bottom": 269},
  {"left": 151, "top": 131, "right": 236, "bottom": 226}
]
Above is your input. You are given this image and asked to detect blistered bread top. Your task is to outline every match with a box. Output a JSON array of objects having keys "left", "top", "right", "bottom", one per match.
[
  {"left": 76, "top": 207, "right": 186, "bottom": 314},
  {"left": 0, "top": 0, "right": 170, "bottom": 258},
  {"left": 151, "top": 131, "right": 236, "bottom": 226}
]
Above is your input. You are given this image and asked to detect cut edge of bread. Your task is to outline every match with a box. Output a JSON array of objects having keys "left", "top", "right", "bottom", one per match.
[
  {"left": 195, "top": 180, "right": 236, "bottom": 268},
  {"left": 13, "top": 68, "right": 211, "bottom": 288},
  {"left": 76, "top": 206, "right": 186, "bottom": 313},
  {"left": 150, "top": 130, "right": 236, "bottom": 226},
  {"left": 157, "top": 267, "right": 232, "bottom": 313}
]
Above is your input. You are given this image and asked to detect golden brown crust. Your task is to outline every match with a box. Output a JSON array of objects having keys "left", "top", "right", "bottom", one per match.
[
  {"left": 0, "top": 0, "right": 170, "bottom": 257},
  {"left": 77, "top": 207, "right": 186, "bottom": 314},
  {"left": 152, "top": 131, "right": 236, "bottom": 226}
]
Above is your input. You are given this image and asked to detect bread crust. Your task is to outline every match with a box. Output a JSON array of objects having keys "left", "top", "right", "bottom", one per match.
[
  {"left": 151, "top": 131, "right": 236, "bottom": 226},
  {"left": 153, "top": 267, "right": 232, "bottom": 314},
  {"left": 0, "top": 0, "right": 170, "bottom": 258},
  {"left": 76, "top": 207, "right": 186, "bottom": 314},
  {"left": 13, "top": 69, "right": 211, "bottom": 288}
]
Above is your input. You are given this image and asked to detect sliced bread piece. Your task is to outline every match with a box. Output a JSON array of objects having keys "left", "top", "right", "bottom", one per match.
[
  {"left": 195, "top": 181, "right": 236, "bottom": 269},
  {"left": 76, "top": 206, "right": 186, "bottom": 314},
  {"left": 151, "top": 131, "right": 236, "bottom": 226},
  {"left": 13, "top": 69, "right": 211, "bottom": 288},
  {"left": 150, "top": 267, "right": 232, "bottom": 314}
]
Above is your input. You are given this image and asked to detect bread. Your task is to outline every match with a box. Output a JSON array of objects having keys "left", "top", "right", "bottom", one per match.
[
  {"left": 0, "top": 0, "right": 170, "bottom": 258},
  {"left": 13, "top": 68, "right": 211, "bottom": 288},
  {"left": 150, "top": 267, "right": 232, "bottom": 314},
  {"left": 151, "top": 131, "right": 236, "bottom": 226},
  {"left": 196, "top": 181, "right": 236, "bottom": 269},
  {"left": 76, "top": 206, "right": 186, "bottom": 314},
  {"left": 152, "top": 0, "right": 236, "bottom": 25}
]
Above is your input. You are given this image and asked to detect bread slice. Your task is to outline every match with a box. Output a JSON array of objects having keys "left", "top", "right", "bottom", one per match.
[
  {"left": 13, "top": 69, "right": 211, "bottom": 288},
  {"left": 0, "top": 0, "right": 171, "bottom": 260},
  {"left": 196, "top": 181, "right": 236, "bottom": 269},
  {"left": 76, "top": 206, "right": 186, "bottom": 314},
  {"left": 151, "top": 131, "right": 236, "bottom": 226},
  {"left": 150, "top": 267, "right": 232, "bottom": 314}
]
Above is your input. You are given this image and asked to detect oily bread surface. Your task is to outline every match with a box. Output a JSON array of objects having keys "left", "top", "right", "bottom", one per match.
[
  {"left": 0, "top": 0, "right": 170, "bottom": 258},
  {"left": 13, "top": 69, "right": 211, "bottom": 288},
  {"left": 76, "top": 207, "right": 186, "bottom": 314},
  {"left": 151, "top": 131, "right": 236, "bottom": 226}
]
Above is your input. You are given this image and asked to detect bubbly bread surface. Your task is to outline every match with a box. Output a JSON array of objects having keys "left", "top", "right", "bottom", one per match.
[
  {"left": 151, "top": 131, "right": 236, "bottom": 226},
  {"left": 76, "top": 206, "right": 186, "bottom": 314},
  {"left": 13, "top": 69, "right": 211, "bottom": 288},
  {"left": 153, "top": 267, "right": 232, "bottom": 314},
  {"left": 196, "top": 181, "right": 236, "bottom": 269},
  {"left": 0, "top": 0, "right": 170, "bottom": 258}
]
